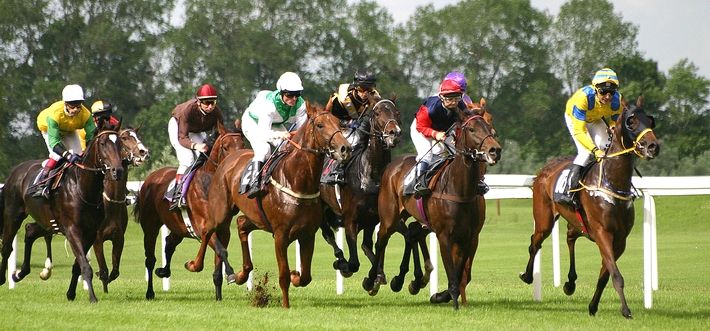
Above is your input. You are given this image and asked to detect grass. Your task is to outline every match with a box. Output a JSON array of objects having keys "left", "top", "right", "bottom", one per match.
[{"left": 1, "top": 196, "right": 709, "bottom": 330}]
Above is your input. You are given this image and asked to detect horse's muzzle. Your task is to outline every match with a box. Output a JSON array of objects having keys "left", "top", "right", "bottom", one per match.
[
  {"left": 641, "top": 141, "right": 660, "bottom": 159},
  {"left": 486, "top": 147, "right": 502, "bottom": 165}
]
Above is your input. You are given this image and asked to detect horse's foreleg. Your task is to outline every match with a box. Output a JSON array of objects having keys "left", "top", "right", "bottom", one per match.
[
  {"left": 390, "top": 221, "right": 412, "bottom": 293},
  {"left": 460, "top": 234, "right": 481, "bottom": 306},
  {"left": 156, "top": 233, "right": 183, "bottom": 278},
  {"left": 214, "top": 223, "right": 236, "bottom": 284},
  {"left": 590, "top": 232, "right": 632, "bottom": 319},
  {"left": 109, "top": 233, "right": 125, "bottom": 283},
  {"left": 212, "top": 240, "right": 224, "bottom": 301},
  {"left": 64, "top": 227, "right": 97, "bottom": 303},
  {"left": 430, "top": 233, "right": 459, "bottom": 309},
  {"left": 319, "top": 220, "right": 346, "bottom": 273},
  {"left": 360, "top": 224, "right": 376, "bottom": 265},
  {"left": 292, "top": 232, "right": 315, "bottom": 287},
  {"left": 67, "top": 260, "right": 81, "bottom": 301},
  {"left": 273, "top": 232, "right": 292, "bottom": 308},
  {"left": 343, "top": 218, "right": 361, "bottom": 276},
  {"left": 563, "top": 226, "right": 581, "bottom": 296},
  {"left": 185, "top": 229, "right": 214, "bottom": 272},
  {"left": 235, "top": 215, "right": 255, "bottom": 285}
]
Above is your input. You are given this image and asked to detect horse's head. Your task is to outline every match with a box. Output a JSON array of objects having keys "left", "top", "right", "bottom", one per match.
[
  {"left": 119, "top": 128, "right": 149, "bottom": 166},
  {"left": 617, "top": 96, "right": 660, "bottom": 160},
  {"left": 304, "top": 101, "right": 351, "bottom": 161},
  {"left": 85, "top": 129, "right": 124, "bottom": 181},
  {"left": 469, "top": 97, "right": 496, "bottom": 136},
  {"left": 210, "top": 121, "right": 246, "bottom": 164},
  {"left": 367, "top": 93, "right": 402, "bottom": 149},
  {"left": 455, "top": 108, "right": 501, "bottom": 165}
]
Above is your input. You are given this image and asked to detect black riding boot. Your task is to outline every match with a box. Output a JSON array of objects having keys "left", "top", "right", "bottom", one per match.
[
  {"left": 246, "top": 161, "right": 264, "bottom": 199},
  {"left": 557, "top": 164, "right": 583, "bottom": 206},
  {"left": 321, "top": 159, "right": 345, "bottom": 185},
  {"left": 30, "top": 169, "right": 50, "bottom": 198},
  {"left": 413, "top": 161, "right": 431, "bottom": 198}
]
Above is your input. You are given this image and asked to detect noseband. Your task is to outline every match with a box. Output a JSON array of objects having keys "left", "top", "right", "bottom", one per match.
[{"left": 605, "top": 108, "right": 655, "bottom": 158}]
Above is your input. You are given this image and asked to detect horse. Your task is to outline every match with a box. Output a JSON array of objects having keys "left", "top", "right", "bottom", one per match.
[
  {"left": 389, "top": 98, "right": 496, "bottom": 303},
  {"left": 0, "top": 126, "right": 124, "bottom": 303},
  {"left": 365, "top": 107, "right": 501, "bottom": 309},
  {"left": 519, "top": 96, "right": 659, "bottom": 318},
  {"left": 205, "top": 101, "right": 351, "bottom": 308},
  {"left": 318, "top": 93, "right": 402, "bottom": 277},
  {"left": 134, "top": 121, "right": 244, "bottom": 301},
  {"left": 11, "top": 127, "right": 149, "bottom": 294}
]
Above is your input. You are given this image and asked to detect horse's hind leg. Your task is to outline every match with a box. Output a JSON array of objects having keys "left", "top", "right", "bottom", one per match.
[
  {"left": 520, "top": 203, "right": 557, "bottom": 284},
  {"left": 92, "top": 234, "right": 110, "bottom": 292},
  {"left": 141, "top": 221, "right": 159, "bottom": 300},
  {"left": 157, "top": 232, "right": 183, "bottom": 277},
  {"left": 0, "top": 208, "right": 26, "bottom": 286},
  {"left": 319, "top": 217, "right": 347, "bottom": 274},
  {"left": 13, "top": 222, "right": 49, "bottom": 282},
  {"left": 563, "top": 225, "right": 582, "bottom": 295},
  {"left": 40, "top": 233, "right": 54, "bottom": 280},
  {"left": 411, "top": 223, "right": 433, "bottom": 293}
]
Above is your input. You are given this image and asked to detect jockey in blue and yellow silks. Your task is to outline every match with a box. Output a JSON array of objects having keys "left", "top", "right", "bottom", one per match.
[
  {"left": 32, "top": 84, "right": 96, "bottom": 198},
  {"left": 557, "top": 68, "right": 623, "bottom": 205}
]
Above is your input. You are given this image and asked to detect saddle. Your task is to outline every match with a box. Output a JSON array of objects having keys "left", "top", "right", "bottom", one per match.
[
  {"left": 552, "top": 163, "right": 593, "bottom": 208},
  {"left": 165, "top": 155, "right": 206, "bottom": 208},
  {"left": 239, "top": 150, "right": 289, "bottom": 195},
  {"left": 31, "top": 161, "right": 71, "bottom": 195},
  {"left": 402, "top": 156, "right": 452, "bottom": 195}
]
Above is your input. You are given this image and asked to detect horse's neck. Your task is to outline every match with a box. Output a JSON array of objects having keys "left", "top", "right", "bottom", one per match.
[
  {"left": 593, "top": 139, "right": 635, "bottom": 190},
  {"left": 278, "top": 129, "right": 323, "bottom": 183},
  {"left": 442, "top": 154, "right": 479, "bottom": 194}
]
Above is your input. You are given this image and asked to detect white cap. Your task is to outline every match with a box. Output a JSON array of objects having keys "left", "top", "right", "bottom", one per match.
[
  {"left": 62, "top": 84, "right": 85, "bottom": 102},
  {"left": 276, "top": 72, "right": 303, "bottom": 92}
]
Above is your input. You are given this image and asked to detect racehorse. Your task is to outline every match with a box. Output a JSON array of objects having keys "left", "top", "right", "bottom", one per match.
[
  {"left": 390, "top": 99, "right": 495, "bottom": 304},
  {"left": 0, "top": 126, "right": 124, "bottom": 303},
  {"left": 134, "top": 121, "right": 244, "bottom": 300},
  {"left": 366, "top": 107, "right": 501, "bottom": 309},
  {"left": 519, "top": 96, "right": 659, "bottom": 318},
  {"left": 11, "top": 128, "right": 149, "bottom": 294},
  {"left": 319, "top": 93, "right": 402, "bottom": 277},
  {"left": 206, "top": 101, "right": 351, "bottom": 308}
]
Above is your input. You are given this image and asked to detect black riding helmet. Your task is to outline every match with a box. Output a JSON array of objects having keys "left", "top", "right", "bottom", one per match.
[{"left": 353, "top": 70, "right": 376, "bottom": 89}]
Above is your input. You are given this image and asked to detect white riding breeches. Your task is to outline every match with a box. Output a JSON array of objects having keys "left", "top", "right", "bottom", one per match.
[
  {"left": 42, "top": 131, "right": 83, "bottom": 161},
  {"left": 168, "top": 117, "right": 208, "bottom": 175},
  {"left": 565, "top": 114, "right": 612, "bottom": 166}
]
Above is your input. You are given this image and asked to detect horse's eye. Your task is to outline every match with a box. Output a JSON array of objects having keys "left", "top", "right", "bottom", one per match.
[{"left": 316, "top": 122, "right": 324, "bottom": 129}]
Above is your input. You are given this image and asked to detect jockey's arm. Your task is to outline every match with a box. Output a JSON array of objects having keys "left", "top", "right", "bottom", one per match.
[
  {"left": 83, "top": 116, "right": 96, "bottom": 142},
  {"left": 570, "top": 116, "right": 597, "bottom": 152}
]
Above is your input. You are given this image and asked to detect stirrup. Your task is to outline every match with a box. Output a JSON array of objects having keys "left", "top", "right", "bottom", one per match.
[
  {"left": 31, "top": 186, "right": 49, "bottom": 199},
  {"left": 246, "top": 182, "right": 264, "bottom": 199},
  {"left": 413, "top": 183, "right": 431, "bottom": 199}
]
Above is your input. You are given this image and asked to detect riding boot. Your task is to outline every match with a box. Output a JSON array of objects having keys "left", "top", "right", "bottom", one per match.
[
  {"left": 413, "top": 161, "right": 431, "bottom": 198},
  {"left": 557, "top": 164, "right": 583, "bottom": 206},
  {"left": 30, "top": 159, "right": 57, "bottom": 199},
  {"left": 246, "top": 161, "right": 264, "bottom": 199},
  {"left": 168, "top": 173, "right": 184, "bottom": 211},
  {"left": 321, "top": 159, "right": 345, "bottom": 185}
]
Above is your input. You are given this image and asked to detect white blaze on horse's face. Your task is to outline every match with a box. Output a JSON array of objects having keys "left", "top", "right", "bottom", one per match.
[
  {"left": 108, "top": 134, "right": 118, "bottom": 144},
  {"left": 128, "top": 131, "right": 149, "bottom": 164}
]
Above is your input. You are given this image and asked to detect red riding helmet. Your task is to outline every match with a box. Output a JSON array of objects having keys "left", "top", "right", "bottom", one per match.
[
  {"left": 196, "top": 84, "right": 218, "bottom": 100},
  {"left": 439, "top": 79, "right": 463, "bottom": 96}
]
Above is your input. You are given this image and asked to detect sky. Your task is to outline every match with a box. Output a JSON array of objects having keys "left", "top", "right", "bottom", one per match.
[{"left": 374, "top": 0, "right": 710, "bottom": 79}]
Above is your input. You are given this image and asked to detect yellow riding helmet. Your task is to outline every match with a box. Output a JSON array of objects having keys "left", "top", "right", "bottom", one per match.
[
  {"left": 592, "top": 68, "right": 619, "bottom": 88},
  {"left": 91, "top": 100, "right": 113, "bottom": 115}
]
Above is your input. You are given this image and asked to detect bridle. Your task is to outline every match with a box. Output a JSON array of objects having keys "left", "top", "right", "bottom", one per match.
[
  {"left": 282, "top": 111, "right": 345, "bottom": 157},
  {"left": 454, "top": 115, "right": 496, "bottom": 162},
  {"left": 74, "top": 130, "right": 121, "bottom": 174},
  {"left": 603, "top": 107, "right": 655, "bottom": 159}
]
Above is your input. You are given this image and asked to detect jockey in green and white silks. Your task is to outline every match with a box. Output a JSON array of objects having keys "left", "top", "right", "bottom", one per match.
[
  {"left": 557, "top": 68, "right": 623, "bottom": 206},
  {"left": 240, "top": 71, "right": 307, "bottom": 198}
]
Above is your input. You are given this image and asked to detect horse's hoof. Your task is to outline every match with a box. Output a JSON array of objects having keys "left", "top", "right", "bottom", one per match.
[
  {"left": 408, "top": 281, "right": 421, "bottom": 295},
  {"left": 12, "top": 270, "right": 23, "bottom": 283},
  {"left": 290, "top": 270, "right": 301, "bottom": 286},
  {"left": 226, "top": 273, "right": 237, "bottom": 284},
  {"left": 622, "top": 310, "right": 633, "bottom": 319},
  {"left": 39, "top": 268, "right": 52, "bottom": 281},
  {"left": 235, "top": 271, "right": 249, "bottom": 285},
  {"left": 390, "top": 275, "right": 404, "bottom": 292},
  {"left": 362, "top": 277, "right": 374, "bottom": 291},
  {"left": 563, "top": 282, "right": 576, "bottom": 295},
  {"left": 368, "top": 283, "right": 380, "bottom": 296},
  {"left": 109, "top": 270, "right": 120, "bottom": 282},
  {"left": 146, "top": 291, "right": 155, "bottom": 300},
  {"left": 519, "top": 272, "right": 533, "bottom": 284},
  {"left": 67, "top": 292, "right": 76, "bottom": 301},
  {"left": 340, "top": 269, "right": 354, "bottom": 278},
  {"left": 184, "top": 261, "right": 202, "bottom": 272},
  {"left": 430, "top": 291, "right": 452, "bottom": 304},
  {"left": 155, "top": 267, "right": 170, "bottom": 278}
]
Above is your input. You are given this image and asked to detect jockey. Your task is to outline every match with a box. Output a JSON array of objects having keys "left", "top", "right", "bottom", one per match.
[
  {"left": 556, "top": 68, "right": 623, "bottom": 206},
  {"left": 90, "top": 100, "right": 120, "bottom": 130},
  {"left": 32, "top": 84, "right": 96, "bottom": 198},
  {"left": 240, "top": 71, "right": 307, "bottom": 198},
  {"left": 406, "top": 78, "right": 466, "bottom": 198},
  {"left": 321, "top": 69, "right": 380, "bottom": 184},
  {"left": 166, "top": 83, "right": 225, "bottom": 208}
]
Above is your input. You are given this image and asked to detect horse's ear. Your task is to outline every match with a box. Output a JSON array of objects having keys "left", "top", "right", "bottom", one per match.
[
  {"left": 621, "top": 97, "right": 629, "bottom": 110},
  {"left": 233, "top": 119, "right": 241, "bottom": 130},
  {"left": 636, "top": 95, "right": 644, "bottom": 109},
  {"left": 479, "top": 97, "right": 487, "bottom": 110},
  {"left": 217, "top": 120, "right": 226, "bottom": 135},
  {"left": 389, "top": 93, "right": 397, "bottom": 103},
  {"left": 117, "top": 116, "right": 123, "bottom": 130},
  {"left": 325, "top": 96, "right": 334, "bottom": 112},
  {"left": 134, "top": 121, "right": 144, "bottom": 133},
  {"left": 305, "top": 100, "right": 316, "bottom": 117}
]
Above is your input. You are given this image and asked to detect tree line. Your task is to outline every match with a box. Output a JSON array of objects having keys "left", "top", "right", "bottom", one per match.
[{"left": 1, "top": 0, "right": 708, "bottom": 180}]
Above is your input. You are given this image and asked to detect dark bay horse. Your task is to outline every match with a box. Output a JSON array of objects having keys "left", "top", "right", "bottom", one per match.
[
  {"left": 0, "top": 128, "right": 124, "bottom": 303},
  {"left": 11, "top": 128, "right": 149, "bottom": 294},
  {"left": 367, "top": 108, "right": 501, "bottom": 309},
  {"left": 206, "top": 102, "right": 351, "bottom": 308},
  {"left": 519, "top": 96, "right": 659, "bottom": 318},
  {"left": 319, "top": 93, "right": 402, "bottom": 277},
  {"left": 390, "top": 99, "right": 496, "bottom": 303},
  {"left": 134, "top": 121, "right": 244, "bottom": 300}
]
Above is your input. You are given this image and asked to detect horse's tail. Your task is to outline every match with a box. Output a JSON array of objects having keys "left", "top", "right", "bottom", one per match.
[{"left": 132, "top": 191, "right": 141, "bottom": 224}]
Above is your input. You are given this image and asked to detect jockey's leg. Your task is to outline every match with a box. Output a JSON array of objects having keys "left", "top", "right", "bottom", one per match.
[
  {"left": 31, "top": 158, "right": 58, "bottom": 199},
  {"left": 557, "top": 164, "right": 582, "bottom": 206},
  {"left": 245, "top": 160, "right": 264, "bottom": 198},
  {"left": 413, "top": 161, "right": 431, "bottom": 198}
]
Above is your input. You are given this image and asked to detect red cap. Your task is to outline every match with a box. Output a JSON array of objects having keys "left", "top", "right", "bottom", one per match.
[
  {"left": 439, "top": 79, "right": 463, "bottom": 96},
  {"left": 196, "top": 84, "right": 218, "bottom": 99}
]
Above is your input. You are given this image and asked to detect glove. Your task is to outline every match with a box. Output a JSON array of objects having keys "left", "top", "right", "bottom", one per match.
[
  {"left": 434, "top": 131, "right": 446, "bottom": 141},
  {"left": 63, "top": 151, "right": 81, "bottom": 163},
  {"left": 271, "top": 131, "right": 291, "bottom": 141},
  {"left": 592, "top": 147, "right": 605, "bottom": 160},
  {"left": 347, "top": 120, "right": 359, "bottom": 129}
]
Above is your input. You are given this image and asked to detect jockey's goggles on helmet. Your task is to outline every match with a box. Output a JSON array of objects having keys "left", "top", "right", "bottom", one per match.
[
  {"left": 356, "top": 86, "right": 373, "bottom": 93},
  {"left": 440, "top": 93, "right": 463, "bottom": 102},
  {"left": 65, "top": 101, "right": 82, "bottom": 109},
  {"left": 596, "top": 85, "right": 617, "bottom": 96},
  {"left": 200, "top": 98, "right": 217, "bottom": 106},
  {"left": 282, "top": 91, "right": 302, "bottom": 99}
]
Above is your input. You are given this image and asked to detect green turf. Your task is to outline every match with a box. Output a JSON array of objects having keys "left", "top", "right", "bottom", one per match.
[{"left": 1, "top": 196, "right": 709, "bottom": 330}]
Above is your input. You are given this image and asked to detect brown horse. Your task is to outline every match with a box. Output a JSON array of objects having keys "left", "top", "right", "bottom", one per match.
[
  {"left": 0, "top": 127, "right": 124, "bottom": 303},
  {"left": 11, "top": 127, "right": 149, "bottom": 294},
  {"left": 519, "top": 96, "right": 659, "bottom": 318},
  {"left": 206, "top": 101, "right": 351, "bottom": 308},
  {"left": 367, "top": 108, "right": 501, "bottom": 309},
  {"left": 134, "top": 121, "right": 244, "bottom": 300},
  {"left": 319, "top": 93, "right": 402, "bottom": 277},
  {"left": 390, "top": 99, "right": 495, "bottom": 303}
]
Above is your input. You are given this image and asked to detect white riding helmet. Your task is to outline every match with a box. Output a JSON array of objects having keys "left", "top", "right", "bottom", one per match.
[
  {"left": 62, "top": 84, "right": 85, "bottom": 102},
  {"left": 276, "top": 72, "right": 304, "bottom": 92}
]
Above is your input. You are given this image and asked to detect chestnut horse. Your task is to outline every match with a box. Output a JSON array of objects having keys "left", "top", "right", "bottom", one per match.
[
  {"left": 206, "top": 102, "right": 351, "bottom": 308},
  {"left": 319, "top": 93, "right": 402, "bottom": 277},
  {"left": 11, "top": 127, "right": 149, "bottom": 294},
  {"left": 519, "top": 96, "right": 659, "bottom": 318},
  {"left": 367, "top": 108, "right": 501, "bottom": 309},
  {"left": 0, "top": 128, "right": 123, "bottom": 303},
  {"left": 134, "top": 121, "right": 244, "bottom": 300},
  {"left": 390, "top": 99, "right": 495, "bottom": 304}
]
